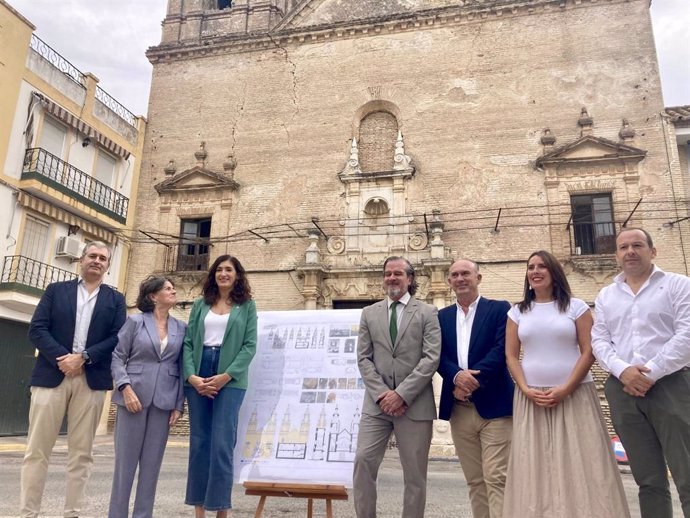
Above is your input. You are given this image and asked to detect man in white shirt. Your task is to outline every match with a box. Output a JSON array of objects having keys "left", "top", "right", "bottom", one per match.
[
  {"left": 592, "top": 228, "right": 690, "bottom": 518},
  {"left": 437, "top": 259, "right": 513, "bottom": 518},
  {"left": 354, "top": 256, "right": 441, "bottom": 518},
  {"left": 20, "top": 241, "right": 126, "bottom": 518}
]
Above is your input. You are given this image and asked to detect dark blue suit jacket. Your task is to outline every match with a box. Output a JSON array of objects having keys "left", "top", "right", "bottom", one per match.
[
  {"left": 28, "top": 279, "right": 126, "bottom": 390},
  {"left": 437, "top": 297, "right": 513, "bottom": 421}
]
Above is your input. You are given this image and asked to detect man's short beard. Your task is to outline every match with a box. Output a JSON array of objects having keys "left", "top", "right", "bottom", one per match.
[{"left": 386, "top": 286, "right": 403, "bottom": 298}]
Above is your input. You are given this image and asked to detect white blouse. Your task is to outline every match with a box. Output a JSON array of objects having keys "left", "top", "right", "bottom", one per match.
[
  {"left": 203, "top": 310, "right": 230, "bottom": 347},
  {"left": 508, "top": 298, "right": 593, "bottom": 387}
]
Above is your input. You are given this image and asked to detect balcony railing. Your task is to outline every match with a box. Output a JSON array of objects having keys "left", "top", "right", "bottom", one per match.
[
  {"left": 568, "top": 221, "right": 616, "bottom": 255},
  {"left": 22, "top": 148, "right": 129, "bottom": 223},
  {"left": 29, "top": 34, "right": 86, "bottom": 88},
  {"left": 161, "top": 242, "right": 211, "bottom": 272},
  {"left": 0, "top": 256, "right": 78, "bottom": 295},
  {"left": 95, "top": 86, "right": 136, "bottom": 128}
]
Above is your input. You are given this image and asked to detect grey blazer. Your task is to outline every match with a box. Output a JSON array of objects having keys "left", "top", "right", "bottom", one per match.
[
  {"left": 357, "top": 297, "right": 441, "bottom": 421},
  {"left": 111, "top": 312, "right": 187, "bottom": 412}
]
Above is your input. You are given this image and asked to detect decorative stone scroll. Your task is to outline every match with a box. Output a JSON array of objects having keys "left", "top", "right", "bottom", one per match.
[{"left": 327, "top": 237, "right": 346, "bottom": 254}]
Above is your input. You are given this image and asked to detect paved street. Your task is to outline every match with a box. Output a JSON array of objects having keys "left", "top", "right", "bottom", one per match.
[{"left": 0, "top": 435, "right": 681, "bottom": 517}]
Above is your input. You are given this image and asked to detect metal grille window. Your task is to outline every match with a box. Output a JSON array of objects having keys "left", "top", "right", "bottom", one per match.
[
  {"left": 177, "top": 218, "right": 211, "bottom": 271},
  {"left": 20, "top": 216, "right": 50, "bottom": 262},
  {"left": 571, "top": 194, "right": 616, "bottom": 255}
]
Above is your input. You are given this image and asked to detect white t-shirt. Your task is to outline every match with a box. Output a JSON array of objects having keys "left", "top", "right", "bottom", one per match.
[
  {"left": 507, "top": 298, "right": 593, "bottom": 387},
  {"left": 203, "top": 310, "right": 230, "bottom": 347}
]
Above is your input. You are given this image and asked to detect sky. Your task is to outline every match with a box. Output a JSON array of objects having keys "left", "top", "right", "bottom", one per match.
[{"left": 8, "top": 0, "right": 690, "bottom": 116}]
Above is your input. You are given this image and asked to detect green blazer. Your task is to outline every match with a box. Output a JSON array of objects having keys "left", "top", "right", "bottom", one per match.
[{"left": 182, "top": 297, "right": 257, "bottom": 389}]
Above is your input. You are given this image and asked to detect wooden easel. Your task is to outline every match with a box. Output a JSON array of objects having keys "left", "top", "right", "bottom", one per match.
[{"left": 243, "top": 481, "right": 348, "bottom": 518}]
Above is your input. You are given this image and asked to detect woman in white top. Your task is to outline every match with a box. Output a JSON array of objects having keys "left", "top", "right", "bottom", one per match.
[
  {"left": 182, "top": 255, "right": 257, "bottom": 518},
  {"left": 503, "top": 250, "right": 630, "bottom": 518}
]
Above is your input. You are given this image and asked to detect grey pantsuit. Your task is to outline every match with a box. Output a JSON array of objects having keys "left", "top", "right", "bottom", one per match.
[
  {"left": 110, "top": 405, "right": 170, "bottom": 518},
  {"left": 354, "top": 297, "right": 441, "bottom": 518},
  {"left": 108, "top": 313, "right": 187, "bottom": 518}
]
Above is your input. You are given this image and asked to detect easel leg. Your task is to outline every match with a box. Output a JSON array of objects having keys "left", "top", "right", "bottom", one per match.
[
  {"left": 307, "top": 498, "right": 314, "bottom": 518},
  {"left": 254, "top": 495, "right": 267, "bottom": 518},
  {"left": 326, "top": 498, "right": 333, "bottom": 518}
]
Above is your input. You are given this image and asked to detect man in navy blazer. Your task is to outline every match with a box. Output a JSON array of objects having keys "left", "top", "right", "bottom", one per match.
[
  {"left": 20, "top": 241, "right": 126, "bottom": 518},
  {"left": 437, "top": 259, "right": 512, "bottom": 518}
]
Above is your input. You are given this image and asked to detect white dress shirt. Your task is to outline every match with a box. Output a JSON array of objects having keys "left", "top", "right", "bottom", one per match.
[
  {"left": 72, "top": 278, "right": 101, "bottom": 354},
  {"left": 592, "top": 265, "right": 690, "bottom": 381},
  {"left": 456, "top": 295, "right": 480, "bottom": 370},
  {"left": 387, "top": 291, "right": 411, "bottom": 335}
]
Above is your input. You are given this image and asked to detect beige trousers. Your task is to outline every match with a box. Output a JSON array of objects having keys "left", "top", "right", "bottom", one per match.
[
  {"left": 20, "top": 374, "right": 106, "bottom": 518},
  {"left": 450, "top": 401, "right": 512, "bottom": 518}
]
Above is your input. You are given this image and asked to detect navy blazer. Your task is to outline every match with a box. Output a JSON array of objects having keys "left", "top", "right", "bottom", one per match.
[
  {"left": 111, "top": 312, "right": 186, "bottom": 411},
  {"left": 437, "top": 297, "right": 513, "bottom": 421},
  {"left": 28, "top": 279, "right": 126, "bottom": 390}
]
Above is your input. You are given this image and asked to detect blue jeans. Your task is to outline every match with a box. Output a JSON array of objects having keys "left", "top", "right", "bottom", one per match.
[{"left": 184, "top": 346, "right": 246, "bottom": 511}]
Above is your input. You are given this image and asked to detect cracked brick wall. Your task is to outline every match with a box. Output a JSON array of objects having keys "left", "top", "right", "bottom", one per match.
[{"left": 130, "top": 0, "right": 689, "bottom": 312}]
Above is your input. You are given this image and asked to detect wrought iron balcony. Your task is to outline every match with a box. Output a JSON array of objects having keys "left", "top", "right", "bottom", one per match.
[
  {"left": 29, "top": 34, "right": 86, "bottom": 88},
  {"left": 161, "top": 242, "right": 211, "bottom": 272},
  {"left": 567, "top": 219, "right": 616, "bottom": 256},
  {"left": 22, "top": 148, "right": 129, "bottom": 223},
  {"left": 0, "top": 256, "right": 78, "bottom": 297},
  {"left": 95, "top": 86, "right": 136, "bottom": 127}
]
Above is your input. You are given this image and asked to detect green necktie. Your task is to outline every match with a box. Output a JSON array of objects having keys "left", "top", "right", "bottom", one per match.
[{"left": 390, "top": 301, "right": 399, "bottom": 345}]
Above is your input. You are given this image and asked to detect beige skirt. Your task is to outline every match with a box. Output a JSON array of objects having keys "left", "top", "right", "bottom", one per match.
[{"left": 503, "top": 382, "right": 631, "bottom": 518}]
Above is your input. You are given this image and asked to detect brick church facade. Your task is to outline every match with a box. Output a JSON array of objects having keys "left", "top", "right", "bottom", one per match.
[{"left": 126, "top": 0, "right": 689, "bottom": 448}]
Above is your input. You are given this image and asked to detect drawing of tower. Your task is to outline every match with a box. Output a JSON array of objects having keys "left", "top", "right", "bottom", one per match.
[
  {"left": 311, "top": 405, "right": 327, "bottom": 460},
  {"left": 258, "top": 410, "right": 277, "bottom": 458},
  {"left": 279, "top": 406, "right": 292, "bottom": 443},
  {"left": 299, "top": 407, "right": 311, "bottom": 443},
  {"left": 242, "top": 406, "right": 261, "bottom": 458}
]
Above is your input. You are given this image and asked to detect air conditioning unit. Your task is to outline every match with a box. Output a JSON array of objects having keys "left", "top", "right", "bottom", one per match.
[{"left": 55, "top": 236, "right": 82, "bottom": 260}]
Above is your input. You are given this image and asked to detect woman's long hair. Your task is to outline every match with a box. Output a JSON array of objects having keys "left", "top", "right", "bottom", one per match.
[
  {"left": 517, "top": 250, "right": 571, "bottom": 313},
  {"left": 202, "top": 255, "right": 252, "bottom": 305}
]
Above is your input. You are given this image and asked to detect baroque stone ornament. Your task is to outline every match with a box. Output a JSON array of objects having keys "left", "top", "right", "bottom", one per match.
[
  {"left": 578, "top": 107, "right": 594, "bottom": 136},
  {"left": 364, "top": 198, "right": 389, "bottom": 216},
  {"left": 327, "top": 236, "right": 346, "bottom": 254},
  {"left": 164, "top": 159, "right": 176, "bottom": 176},
  {"left": 339, "top": 138, "right": 362, "bottom": 176},
  {"left": 223, "top": 154, "right": 237, "bottom": 172},
  {"left": 408, "top": 232, "right": 428, "bottom": 251},
  {"left": 305, "top": 228, "right": 321, "bottom": 264},
  {"left": 540, "top": 128, "right": 556, "bottom": 147},
  {"left": 393, "top": 130, "right": 412, "bottom": 170},
  {"left": 619, "top": 119, "right": 635, "bottom": 142},
  {"left": 194, "top": 141, "right": 207, "bottom": 166}
]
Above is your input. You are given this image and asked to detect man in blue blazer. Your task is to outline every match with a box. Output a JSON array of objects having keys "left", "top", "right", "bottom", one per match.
[
  {"left": 20, "top": 241, "right": 126, "bottom": 518},
  {"left": 437, "top": 259, "right": 512, "bottom": 518}
]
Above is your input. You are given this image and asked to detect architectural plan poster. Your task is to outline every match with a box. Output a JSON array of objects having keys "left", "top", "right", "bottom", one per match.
[{"left": 235, "top": 309, "right": 365, "bottom": 487}]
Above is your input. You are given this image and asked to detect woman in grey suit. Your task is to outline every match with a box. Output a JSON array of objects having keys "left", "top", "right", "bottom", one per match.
[{"left": 108, "top": 276, "right": 187, "bottom": 518}]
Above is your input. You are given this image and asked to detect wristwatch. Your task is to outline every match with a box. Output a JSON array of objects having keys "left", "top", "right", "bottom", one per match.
[{"left": 81, "top": 350, "right": 91, "bottom": 364}]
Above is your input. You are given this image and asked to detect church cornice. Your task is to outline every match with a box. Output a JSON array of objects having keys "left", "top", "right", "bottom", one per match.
[{"left": 147, "top": 0, "right": 636, "bottom": 65}]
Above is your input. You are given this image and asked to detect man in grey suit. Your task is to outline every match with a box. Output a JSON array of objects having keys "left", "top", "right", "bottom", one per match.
[{"left": 353, "top": 256, "right": 442, "bottom": 518}]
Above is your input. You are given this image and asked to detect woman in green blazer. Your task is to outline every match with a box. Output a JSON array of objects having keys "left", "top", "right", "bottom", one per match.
[{"left": 182, "top": 255, "right": 257, "bottom": 518}]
